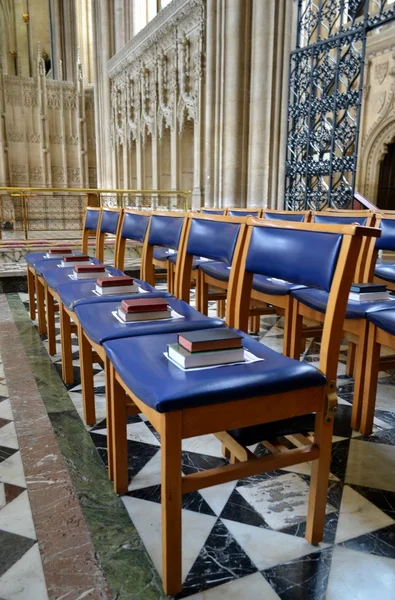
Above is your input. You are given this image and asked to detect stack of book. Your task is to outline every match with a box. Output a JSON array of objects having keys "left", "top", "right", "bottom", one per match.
[
  {"left": 349, "top": 283, "right": 390, "bottom": 302},
  {"left": 61, "top": 255, "right": 91, "bottom": 267},
  {"left": 46, "top": 248, "right": 74, "bottom": 258},
  {"left": 95, "top": 275, "right": 139, "bottom": 295},
  {"left": 117, "top": 298, "right": 171, "bottom": 322},
  {"left": 73, "top": 264, "right": 109, "bottom": 280},
  {"left": 167, "top": 329, "right": 245, "bottom": 369}
]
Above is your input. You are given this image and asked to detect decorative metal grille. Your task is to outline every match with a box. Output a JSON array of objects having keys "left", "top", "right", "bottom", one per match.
[{"left": 285, "top": 0, "right": 395, "bottom": 210}]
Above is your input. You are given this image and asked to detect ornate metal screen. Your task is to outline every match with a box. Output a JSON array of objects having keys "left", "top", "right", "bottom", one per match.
[{"left": 285, "top": 0, "right": 395, "bottom": 210}]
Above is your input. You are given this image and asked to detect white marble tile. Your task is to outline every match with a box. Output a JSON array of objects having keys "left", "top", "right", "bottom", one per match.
[
  {"left": 222, "top": 518, "right": 328, "bottom": 570},
  {"left": 199, "top": 480, "right": 237, "bottom": 516},
  {"left": 346, "top": 440, "right": 395, "bottom": 492},
  {"left": 326, "top": 546, "right": 395, "bottom": 600},
  {"left": 0, "top": 421, "right": 19, "bottom": 450},
  {"left": 128, "top": 451, "right": 162, "bottom": 491},
  {"left": 0, "top": 399, "right": 13, "bottom": 421},
  {"left": 0, "top": 543, "right": 48, "bottom": 600},
  {"left": 122, "top": 496, "right": 217, "bottom": 582},
  {"left": 237, "top": 473, "right": 335, "bottom": 530},
  {"left": 0, "top": 452, "right": 26, "bottom": 487},
  {"left": 0, "top": 491, "right": 36, "bottom": 540},
  {"left": 335, "top": 486, "right": 394, "bottom": 544},
  {"left": 182, "top": 434, "right": 225, "bottom": 458},
  {"left": 126, "top": 421, "right": 161, "bottom": 446},
  {"left": 0, "top": 482, "right": 5, "bottom": 508},
  {"left": 186, "top": 572, "right": 281, "bottom": 600}
]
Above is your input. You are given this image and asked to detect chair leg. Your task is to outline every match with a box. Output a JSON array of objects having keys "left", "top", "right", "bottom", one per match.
[
  {"left": 345, "top": 342, "right": 356, "bottom": 377},
  {"left": 45, "top": 286, "right": 57, "bottom": 356},
  {"left": 167, "top": 262, "right": 174, "bottom": 295},
  {"left": 110, "top": 367, "right": 129, "bottom": 494},
  {"left": 350, "top": 322, "right": 368, "bottom": 431},
  {"left": 283, "top": 296, "right": 293, "bottom": 357},
  {"left": 60, "top": 305, "right": 74, "bottom": 385},
  {"left": 249, "top": 314, "right": 260, "bottom": 334},
  {"left": 27, "top": 267, "right": 36, "bottom": 320},
  {"left": 104, "top": 356, "right": 114, "bottom": 481},
  {"left": 35, "top": 276, "right": 47, "bottom": 335},
  {"left": 360, "top": 323, "right": 381, "bottom": 436},
  {"left": 289, "top": 301, "right": 303, "bottom": 359},
  {"left": 196, "top": 271, "right": 208, "bottom": 315},
  {"left": 78, "top": 325, "right": 96, "bottom": 426},
  {"left": 305, "top": 408, "right": 334, "bottom": 545},
  {"left": 217, "top": 299, "right": 226, "bottom": 318},
  {"left": 161, "top": 411, "right": 182, "bottom": 597}
]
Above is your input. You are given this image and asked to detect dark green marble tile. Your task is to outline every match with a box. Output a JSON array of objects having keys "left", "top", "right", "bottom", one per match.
[{"left": 7, "top": 293, "right": 168, "bottom": 599}]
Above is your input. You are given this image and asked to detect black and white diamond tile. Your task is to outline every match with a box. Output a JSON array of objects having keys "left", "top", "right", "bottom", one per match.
[
  {"left": 0, "top": 353, "right": 49, "bottom": 599},
  {"left": 20, "top": 292, "right": 395, "bottom": 600}
]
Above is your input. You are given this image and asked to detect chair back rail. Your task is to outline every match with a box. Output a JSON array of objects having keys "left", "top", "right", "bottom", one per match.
[
  {"left": 200, "top": 208, "right": 227, "bottom": 215},
  {"left": 175, "top": 214, "right": 248, "bottom": 303},
  {"left": 142, "top": 211, "right": 190, "bottom": 286},
  {"left": 263, "top": 209, "right": 311, "bottom": 222},
  {"left": 82, "top": 206, "right": 102, "bottom": 254},
  {"left": 311, "top": 211, "right": 377, "bottom": 283},
  {"left": 228, "top": 219, "right": 380, "bottom": 381},
  {"left": 227, "top": 208, "right": 263, "bottom": 217},
  {"left": 95, "top": 207, "right": 123, "bottom": 263},
  {"left": 114, "top": 209, "right": 152, "bottom": 272}
]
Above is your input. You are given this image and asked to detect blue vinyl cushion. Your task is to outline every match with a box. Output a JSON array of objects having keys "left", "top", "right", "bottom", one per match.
[
  {"left": 148, "top": 215, "right": 184, "bottom": 249},
  {"left": 84, "top": 208, "right": 100, "bottom": 231},
  {"left": 187, "top": 218, "right": 241, "bottom": 264},
  {"left": 375, "top": 263, "right": 395, "bottom": 284},
  {"left": 41, "top": 264, "right": 124, "bottom": 291},
  {"left": 75, "top": 297, "right": 224, "bottom": 345},
  {"left": 252, "top": 274, "right": 305, "bottom": 296},
  {"left": 25, "top": 251, "right": 84, "bottom": 267},
  {"left": 56, "top": 279, "right": 163, "bottom": 311},
  {"left": 121, "top": 212, "right": 150, "bottom": 242},
  {"left": 199, "top": 261, "right": 230, "bottom": 282},
  {"left": 153, "top": 248, "right": 177, "bottom": 261},
  {"left": 228, "top": 210, "right": 260, "bottom": 217},
  {"left": 230, "top": 414, "right": 316, "bottom": 447},
  {"left": 313, "top": 215, "right": 368, "bottom": 226},
  {"left": 292, "top": 287, "right": 395, "bottom": 319},
  {"left": 246, "top": 226, "right": 342, "bottom": 293},
  {"left": 264, "top": 212, "right": 306, "bottom": 222},
  {"left": 367, "top": 308, "right": 395, "bottom": 336},
  {"left": 103, "top": 331, "right": 326, "bottom": 413},
  {"left": 376, "top": 218, "right": 395, "bottom": 251},
  {"left": 201, "top": 209, "right": 225, "bottom": 215},
  {"left": 167, "top": 254, "right": 214, "bottom": 270},
  {"left": 34, "top": 256, "right": 101, "bottom": 277},
  {"left": 100, "top": 209, "right": 121, "bottom": 234}
]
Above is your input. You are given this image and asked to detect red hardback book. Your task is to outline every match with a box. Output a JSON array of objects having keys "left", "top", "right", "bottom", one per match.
[
  {"left": 49, "top": 248, "right": 73, "bottom": 254},
  {"left": 74, "top": 265, "right": 106, "bottom": 273},
  {"left": 63, "top": 255, "right": 90, "bottom": 262},
  {"left": 97, "top": 275, "right": 134, "bottom": 288},
  {"left": 121, "top": 298, "right": 169, "bottom": 313}
]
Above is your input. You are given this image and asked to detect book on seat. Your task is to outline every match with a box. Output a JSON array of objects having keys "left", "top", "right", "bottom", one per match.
[
  {"left": 61, "top": 255, "right": 91, "bottom": 267},
  {"left": 73, "top": 264, "right": 109, "bottom": 280},
  {"left": 95, "top": 275, "right": 139, "bottom": 295},
  {"left": 117, "top": 297, "right": 171, "bottom": 322},
  {"left": 167, "top": 343, "right": 245, "bottom": 369},
  {"left": 349, "top": 282, "right": 389, "bottom": 302},
  {"left": 46, "top": 248, "right": 74, "bottom": 258},
  {"left": 178, "top": 329, "right": 243, "bottom": 353}
]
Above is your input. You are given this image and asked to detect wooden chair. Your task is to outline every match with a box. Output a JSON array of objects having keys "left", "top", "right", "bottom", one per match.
[
  {"left": 263, "top": 209, "right": 311, "bottom": 222},
  {"left": 373, "top": 215, "right": 395, "bottom": 292},
  {"left": 199, "top": 208, "right": 226, "bottom": 215},
  {"left": 227, "top": 208, "right": 263, "bottom": 217},
  {"left": 26, "top": 206, "right": 102, "bottom": 327},
  {"left": 360, "top": 308, "right": 395, "bottom": 435},
  {"left": 104, "top": 218, "right": 376, "bottom": 596},
  {"left": 175, "top": 214, "right": 248, "bottom": 317}
]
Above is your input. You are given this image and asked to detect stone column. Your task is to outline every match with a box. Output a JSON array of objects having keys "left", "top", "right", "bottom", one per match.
[
  {"left": 202, "top": 0, "right": 217, "bottom": 207},
  {"left": 0, "top": 59, "right": 8, "bottom": 185}
]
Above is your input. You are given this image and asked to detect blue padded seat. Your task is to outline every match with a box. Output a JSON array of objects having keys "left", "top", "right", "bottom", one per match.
[
  {"left": 252, "top": 274, "right": 305, "bottom": 296},
  {"left": 56, "top": 279, "right": 164, "bottom": 311},
  {"left": 84, "top": 208, "right": 101, "bottom": 231},
  {"left": 375, "top": 263, "right": 395, "bottom": 283},
  {"left": 34, "top": 256, "right": 102, "bottom": 277},
  {"left": 153, "top": 248, "right": 177, "bottom": 261},
  {"left": 103, "top": 331, "right": 326, "bottom": 413},
  {"left": 367, "top": 308, "right": 395, "bottom": 336},
  {"left": 41, "top": 264, "right": 124, "bottom": 291},
  {"left": 375, "top": 218, "right": 395, "bottom": 252},
  {"left": 229, "top": 414, "right": 316, "bottom": 447},
  {"left": 121, "top": 211, "right": 150, "bottom": 242},
  {"left": 264, "top": 212, "right": 306, "bottom": 222},
  {"left": 25, "top": 250, "right": 82, "bottom": 266},
  {"left": 228, "top": 210, "right": 260, "bottom": 217},
  {"left": 74, "top": 297, "right": 224, "bottom": 345},
  {"left": 291, "top": 287, "right": 395, "bottom": 319},
  {"left": 187, "top": 218, "right": 241, "bottom": 264},
  {"left": 148, "top": 214, "right": 184, "bottom": 250},
  {"left": 201, "top": 209, "right": 225, "bottom": 215},
  {"left": 100, "top": 209, "right": 121, "bottom": 234},
  {"left": 167, "top": 254, "right": 213, "bottom": 270},
  {"left": 313, "top": 215, "right": 368, "bottom": 226},
  {"left": 199, "top": 261, "right": 230, "bottom": 282}
]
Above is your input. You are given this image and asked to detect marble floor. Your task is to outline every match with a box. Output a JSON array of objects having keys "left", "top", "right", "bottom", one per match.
[{"left": 1, "top": 289, "right": 395, "bottom": 599}]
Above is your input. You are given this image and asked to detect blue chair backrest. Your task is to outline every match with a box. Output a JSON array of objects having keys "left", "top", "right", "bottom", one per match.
[
  {"left": 187, "top": 218, "right": 241, "bottom": 264},
  {"left": 313, "top": 214, "right": 368, "bottom": 226},
  {"left": 100, "top": 209, "right": 121, "bottom": 234},
  {"left": 375, "top": 218, "right": 395, "bottom": 251},
  {"left": 148, "top": 215, "right": 185, "bottom": 250},
  {"left": 228, "top": 209, "right": 260, "bottom": 217},
  {"left": 121, "top": 212, "right": 150, "bottom": 243},
  {"left": 264, "top": 211, "right": 306, "bottom": 222},
  {"left": 84, "top": 208, "right": 100, "bottom": 231},
  {"left": 245, "top": 225, "right": 343, "bottom": 292},
  {"left": 201, "top": 209, "right": 225, "bottom": 215}
]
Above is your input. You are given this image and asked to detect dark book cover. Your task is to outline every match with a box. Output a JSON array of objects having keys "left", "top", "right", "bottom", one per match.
[
  {"left": 63, "top": 255, "right": 89, "bottom": 262},
  {"left": 97, "top": 275, "right": 134, "bottom": 287},
  {"left": 49, "top": 248, "right": 73, "bottom": 254},
  {"left": 121, "top": 297, "right": 169, "bottom": 313},
  {"left": 350, "top": 283, "right": 387, "bottom": 293},
  {"left": 74, "top": 264, "right": 106, "bottom": 273}
]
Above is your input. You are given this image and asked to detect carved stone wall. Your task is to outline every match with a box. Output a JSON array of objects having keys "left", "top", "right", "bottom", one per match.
[
  {"left": 357, "top": 24, "right": 395, "bottom": 203},
  {"left": 0, "top": 50, "right": 96, "bottom": 188}
]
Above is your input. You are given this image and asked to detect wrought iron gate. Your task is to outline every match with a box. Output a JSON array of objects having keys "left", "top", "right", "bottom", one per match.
[{"left": 285, "top": 0, "right": 395, "bottom": 210}]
